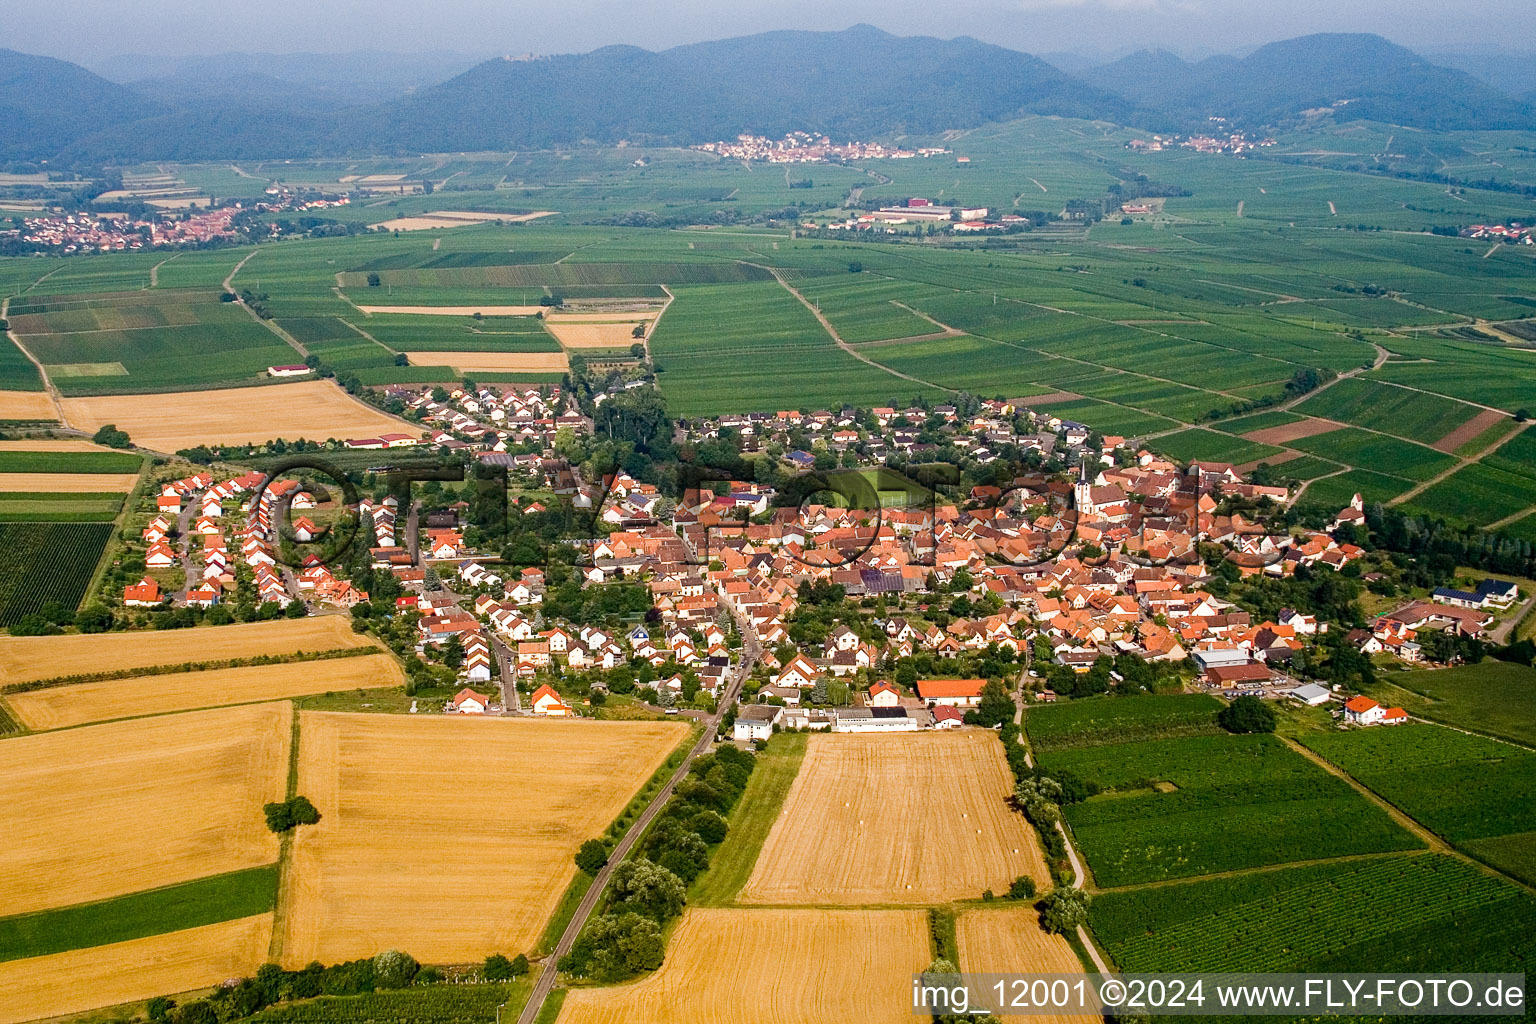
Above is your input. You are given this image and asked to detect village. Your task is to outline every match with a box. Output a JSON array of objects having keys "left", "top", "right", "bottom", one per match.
[
  {"left": 99, "top": 378, "right": 1525, "bottom": 746},
  {"left": 691, "top": 131, "right": 949, "bottom": 163}
]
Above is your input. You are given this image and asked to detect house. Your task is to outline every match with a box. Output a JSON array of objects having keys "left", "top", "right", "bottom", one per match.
[
  {"left": 448, "top": 687, "right": 493, "bottom": 714},
  {"left": 867, "top": 681, "right": 901, "bottom": 707},
  {"left": 529, "top": 684, "right": 573, "bottom": 716},
  {"left": 1342, "top": 695, "right": 1408, "bottom": 726},
  {"left": 185, "top": 586, "right": 219, "bottom": 609},
  {"left": 775, "top": 653, "right": 820, "bottom": 689},
  {"left": 123, "top": 578, "right": 162, "bottom": 607},
  {"left": 914, "top": 678, "right": 986, "bottom": 707},
  {"left": 931, "top": 705, "right": 966, "bottom": 729},
  {"left": 145, "top": 542, "right": 177, "bottom": 569},
  {"left": 734, "top": 703, "right": 783, "bottom": 742}
]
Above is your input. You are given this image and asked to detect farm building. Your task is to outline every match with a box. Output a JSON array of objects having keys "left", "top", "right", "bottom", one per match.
[
  {"left": 914, "top": 678, "right": 985, "bottom": 707},
  {"left": 832, "top": 707, "right": 919, "bottom": 733},
  {"left": 1289, "top": 682, "right": 1332, "bottom": 706}
]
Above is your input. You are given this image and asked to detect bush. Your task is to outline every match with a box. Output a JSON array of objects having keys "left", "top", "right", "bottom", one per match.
[
  {"left": 371, "top": 949, "right": 419, "bottom": 989},
  {"left": 608, "top": 859, "right": 686, "bottom": 921},
  {"left": 1218, "top": 695, "right": 1277, "bottom": 734}
]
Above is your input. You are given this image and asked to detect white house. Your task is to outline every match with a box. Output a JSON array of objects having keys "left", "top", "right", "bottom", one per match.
[
  {"left": 733, "top": 703, "right": 782, "bottom": 742},
  {"left": 448, "top": 687, "right": 493, "bottom": 714}
]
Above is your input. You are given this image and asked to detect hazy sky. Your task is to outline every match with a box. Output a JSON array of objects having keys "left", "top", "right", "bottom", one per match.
[{"left": 11, "top": 0, "right": 1536, "bottom": 61}]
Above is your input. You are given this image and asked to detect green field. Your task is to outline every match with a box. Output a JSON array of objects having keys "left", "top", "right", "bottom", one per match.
[
  {"left": 1092, "top": 854, "right": 1536, "bottom": 973},
  {"left": 0, "top": 522, "right": 113, "bottom": 626},
  {"left": 1042, "top": 733, "right": 1420, "bottom": 887},
  {"left": 0, "top": 451, "right": 142, "bottom": 474},
  {"left": 0, "top": 492, "right": 125, "bottom": 522},
  {"left": 1024, "top": 693, "right": 1225, "bottom": 752},
  {"left": 690, "top": 732, "right": 807, "bottom": 906},
  {"left": 1378, "top": 659, "right": 1536, "bottom": 747},
  {"left": 1295, "top": 377, "right": 1477, "bottom": 445},
  {"left": 1298, "top": 722, "right": 1536, "bottom": 885},
  {"left": 1147, "top": 428, "right": 1285, "bottom": 467},
  {"left": 0, "top": 865, "right": 277, "bottom": 962}
]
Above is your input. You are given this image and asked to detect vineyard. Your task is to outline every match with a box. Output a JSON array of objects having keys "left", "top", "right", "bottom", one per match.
[
  {"left": 1025, "top": 694, "right": 1224, "bottom": 752},
  {"left": 0, "top": 523, "right": 111, "bottom": 627},
  {"left": 1091, "top": 854, "right": 1536, "bottom": 974},
  {"left": 1043, "top": 734, "right": 1420, "bottom": 886},
  {"left": 248, "top": 983, "right": 529, "bottom": 1024}
]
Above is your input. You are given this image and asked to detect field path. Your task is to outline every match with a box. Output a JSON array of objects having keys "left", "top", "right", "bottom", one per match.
[
  {"left": 1030, "top": 177, "right": 1048, "bottom": 193},
  {"left": 1328, "top": 200, "right": 1338, "bottom": 216},
  {"left": 1236, "top": 200, "right": 1244, "bottom": 217},
  {"left": 223, "top": 247, "right": 259, "bottom": 292},
  {"left": 889, "top": 301, "right": 963, "bottom": 337},
  {"left": 147, "top": 252, "right": 179, "bottom": 288},
  {"left": 765, "top": 267, "right": 958, "bottom": 395},
  {"left": 515, "top": 608, "right": 759, "bottom": 1024},
  {"left": 0, "top": 296, "right": 66, "bottom": 425}
]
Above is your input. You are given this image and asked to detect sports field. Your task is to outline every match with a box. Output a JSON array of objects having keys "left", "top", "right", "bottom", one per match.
[
  {"left": 0, "top": 914, "right": 273, "bottom": 1024},
  {"left": 739, "top": 732, "right": 1046, "bottom": 904},
  {"left": 0, "top": 614, "right": 379, "bottom": 686},
  {"left": 0, "top": 702, "right": 289, "bottom": 916},
  {"left": 556, "top": 908, "right": 929, "bottom": 1024},
  {"left": 6, "top": 652, "right": 403, "bottom": 730},
  {"left": 279, "top": 713, "right": 686, "bottom": 964},
  {"left": 58, "top": 380, "right": 414, "bottom": 451}
]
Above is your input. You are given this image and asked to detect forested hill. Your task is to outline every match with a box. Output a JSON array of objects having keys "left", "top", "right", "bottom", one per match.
[{"left": 5, "top": 28, "right": 1535, "bottom": 165}]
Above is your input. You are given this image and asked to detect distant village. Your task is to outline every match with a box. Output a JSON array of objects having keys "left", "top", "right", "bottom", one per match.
[
  {"left": 693, "top": 131, "right": 951, "bottom": 163},
  {"left": 1127, "top": 130, "right": 1277, "bottom": 155}
]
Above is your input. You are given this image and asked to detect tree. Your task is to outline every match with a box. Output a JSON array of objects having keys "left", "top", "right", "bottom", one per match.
[
  {"left": 483, "top": 953, "right": 515, "bottom": 980},
  {"left": 975, "top": 679, "right": 1015, "bottom": 727},
  {"left": 289, "top": 795, "right": 321, "bottom": 825},
  {"left": 372, "top": 949, "right": 419, "bottom": 988},
  {"left": 1217, "top": 694, "right": 1277, "bottom": 734},
  {"left": 576, "top": 838, "right": 610, "bottom": 875},
  {"left": 91, "top": 424, "right": 131, "bottom": 448},
  {"left": 1038, "top": 886, "right": 1090, "bottom": 935},
  {"left": 366, "top": 272, "right": 382, "bottom": 287},
  {"left": 607, "top": 859, "right": 686, "bottom": 921},
  {"left": 1007, "top": 875, "right": 1037, "bottom": 900},
  {"left": 146, "top": 997, "right": 175, "bottom": 1022},
  {"left": 510, "top": 953, "right": 530, "bottom": 976}
]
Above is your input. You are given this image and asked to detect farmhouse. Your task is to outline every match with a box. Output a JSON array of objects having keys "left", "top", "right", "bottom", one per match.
[
  {"left": 1342, "top": 695, "right": 1408, "bottom": 726},
  {"left": 914, "top": 678, "right": 985, "bottom": 707}
]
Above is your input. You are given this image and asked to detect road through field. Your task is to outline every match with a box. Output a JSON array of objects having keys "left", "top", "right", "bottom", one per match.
[{"left": 515, "top": 604, "right": 759, "bottom": 1024}]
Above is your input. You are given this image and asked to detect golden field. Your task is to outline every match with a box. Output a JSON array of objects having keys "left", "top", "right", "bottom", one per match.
[
  {"left": 354, "top": 304, "right": 545, "bottom": 316},
  {"left": 739, "top": 732, "right": 1048, "bottom": 905},
  {"left": 0, "top": 391, "right": 57, "bottom": 420},
  {"left": 7, "top": 652, "right": 402, "bottom": 730},
  {"left": 0, "top": 614, "right": 378, "bottom": 687},
  {"left": 956, "top": 906, "right": 1097, "bottom": 1024},
  {"left": 545, "top": 322, "right": 649, "bottom": 350},
  {"left": 557, "top": 908, "right": 929, "bottom": 1024},
  {"left": 401, "top": 350, "right": 568, "bottom": 373},
  {"left": 0, "top": 703, "right": 289, "bottom": 916},
  {"left": 279, "top": 713, "right": 685, "bottom": 964},
  {"left": 0, "top": 472, "right": 139, "bottom": 492},
  {"left": 371, "top": 211, "right": 557, "bottom": 230},
  {"left": 0, "top": 915, "right": 274, "bottom": 1024},
  {"left": 59, "top": 380, "right": 413, "bottom": 452}
]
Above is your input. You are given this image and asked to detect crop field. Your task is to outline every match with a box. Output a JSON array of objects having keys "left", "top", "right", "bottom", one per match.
[
  {"left": 556, "top": 908, "right": 929, "bottom": 1024},
  {"left": 1042, "top": 733, "right": 1420, "bottom": 887},
  {"left": 59, "top": 379, "right": 414, "bottom": 452},
  {"left": 1482, "top": 427, "right": 1536, "bottom": 480},
  {"left": 1091, "top": 854, "right": 1535, "bottom": 975},
  {"left": 1405, "top": 462, "right": 1536, "bottom": 526},
  {"left": 0, "top": 522, "right": 112, "bottom": 627},
  {"left": 1297, "top": 722, "right": 1536, "bottom": 885},
  {"left": 0, "top": 491, "right": 125, "bottom": 522},
  {"left": 739, "top": 732, "right": 1047, "bottom": 904},
  {"left": 0, "top": 702, "right": 289, "bottom": 916},
  {"left": 544, "top": 320, "right": 651, "bottom": 349},
  {"left": 400, "top": 350, "right": 568, "bottom": 373},
  {"left": 0, "top": 914, "right": 274, "bottom": 1024},
  {"left": 0, "top": 473, "right": 136, "bottom": 493},
  {"left": 280, "top": 713, "right": 686, "bottom": 964},
  {"left": 0, "top": 449, "right": 141, "bottom": 473},
  {"left": 1147, "top": 428, "right": 1285, "bottom": 467},
  {"left": 1025, "top": 694, "right": 1225, "bottom": 752},
  {"left": 956, "top": 907, "right": 1086, "bottom": 1023},
  {"left": 1382, "top": 660, "right": 1536, "bottom": 746},
  {"left": 0, "top": 390, "right": 54, "bottom": 419},
  {"left": 1300, "top": 468, "right": 1415, "bottom": 508},
  {"left": 1294, "top": 377, "right": 1478, "bottom": 445},
  {"left": 0, "top": 614, "right": 378, "bottom": 687},
  {"left": 1283, "top": 427, "right": 1456, "bottom": 481},
  {"left": 6, "top": 651, "right": 403, "bottom": 730}
]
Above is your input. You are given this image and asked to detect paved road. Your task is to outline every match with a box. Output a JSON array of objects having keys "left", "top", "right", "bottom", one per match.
[{"left": 515, "top": 609, "right": 759, "bottom": 1024}]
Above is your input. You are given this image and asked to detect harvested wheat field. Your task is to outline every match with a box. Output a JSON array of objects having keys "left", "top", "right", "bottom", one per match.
[
  {"left": 0, "top": 703, "right": 289, "bottom": 916},
  {"left": 8, "top": 652, "right": 402, "bottom": 730},
  {"left": 1240, "top": 417, "right": 1339, "bottom": 445},
  {"left": 740, "top": 731, "right": 1047, "bottom": 905},
  {"left": 0, "top": 390, "right": 57, "bottom": 420},
  {"left": 372, "top": 211, "right": 557, "bottom": 230},
  {"left": 59, "top": 380, "right": 413, "bottom": 452},
  {"left": 0, "top": 614, "right": 378, "bottom": 687},
  {"left": 546, "top": 311, "right": 662, "bottom": 324},
  {"left": 0, "top": 471, "right": 139, "bottom": 492},
  {"left": 545, "top": 322, "right": 649, "bottom": 349},
  {"left": 557, "top": 908, "right": 928, "bottom": 1024},
  {"left": 280, "top": 712, "right": 686, "bottom": 964},
  {"left": 957, "top": 907, "right": 1097, "bottom": 1023},
  {"left": 0, "top": 914, "right": 274, "bottom": 1024},
  {"left": 402, "top": 350, "right": 568, "bottom": 373},
  {"left": 355, "top": 304, "right": 545, "bottom": 316}
]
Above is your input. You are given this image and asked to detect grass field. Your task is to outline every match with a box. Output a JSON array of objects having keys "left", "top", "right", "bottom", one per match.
[
  {"left": 1025, "top": 693, "right": 1225, "bottom": 752},
  {"left": 0, "top": 615, "right": 379, "bottom": 687},
  {"left": 555, "top": 908, "right": 929, "bottom": 1024},
  {"left": 0, "top": 914, "right": 274, "bottom": 1024},
  {"left": 6, "top": 652, "right": 402, "bottom": 729},
  {"left": 0, "top": 450, "right": 140, "bottom": 473},
  {"left": 0, "top": 521, "right": 112, "bottom": 627},
  {"left": 1043, "top": 733, "right": 1420, "bottom": 887},
  {"left": 0, "top": 864, "right": 277, "bottom": 962},
  {"left": 59, "top": 379, "right": 414, "bottom": 452},
  {"left": 1091, "top": 854, "right": 1535, "bottom": 974},
  {"left": 0, "top": 702, "right": 289, "bottom": 917},
  {"left": 690, "top": 732, "right": 806, "bottom": 906},
  {"left": 739, "top": 731, "right": 1047, "bottom": 904},
  {"left": 1297, "top": 722, "right": 1536, "bottom": 885},
  {"left": 280, "top": 713, "right": 687, "bottom": 964}
]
